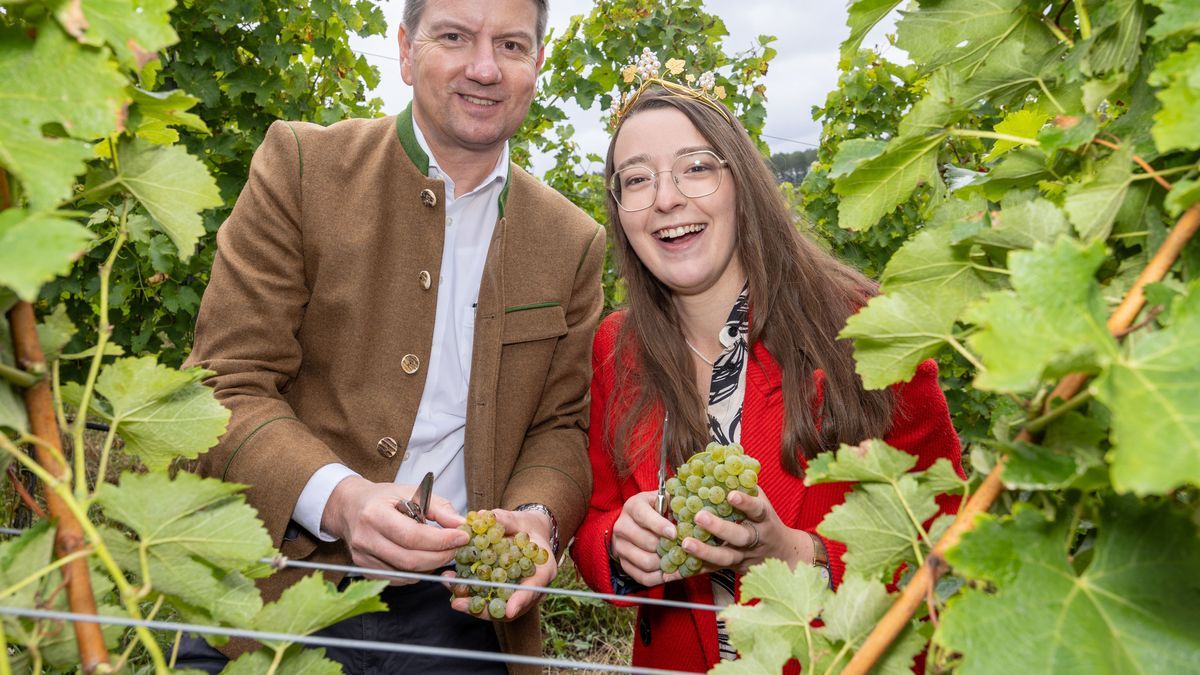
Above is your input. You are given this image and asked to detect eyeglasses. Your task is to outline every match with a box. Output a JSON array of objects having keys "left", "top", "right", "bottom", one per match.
[{"left": 608, "top": 150, "right": 729, "bottom": 212}]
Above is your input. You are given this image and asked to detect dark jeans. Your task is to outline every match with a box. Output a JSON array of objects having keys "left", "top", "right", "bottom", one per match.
[{"left": 176, "top": 580, "right": 507, "bottom": 674}]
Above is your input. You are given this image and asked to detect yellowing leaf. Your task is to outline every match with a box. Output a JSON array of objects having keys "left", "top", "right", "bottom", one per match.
[
  {"left": 64, "top": 0, "right": 179, "bottom": 69},
  {"left": 982, "top": 109, "right": 1048, "bottom": 162}
]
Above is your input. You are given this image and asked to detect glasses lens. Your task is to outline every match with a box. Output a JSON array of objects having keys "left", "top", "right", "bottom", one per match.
[
  {"left": 612, "top": 167, "right": 656, "bottom": 211},
  {"left": 673, "top": 152, "right": 724, "bottom": 198}
]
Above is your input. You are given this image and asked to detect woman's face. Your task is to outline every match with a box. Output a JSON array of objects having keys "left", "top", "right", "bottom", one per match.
[{"left": 611, "top": 107, "right": 743, "bottom": 299}]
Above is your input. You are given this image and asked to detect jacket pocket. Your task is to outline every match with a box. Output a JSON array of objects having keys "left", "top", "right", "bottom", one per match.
[{"left": 501, "top": 303, "right": 567, "bottom": 344}]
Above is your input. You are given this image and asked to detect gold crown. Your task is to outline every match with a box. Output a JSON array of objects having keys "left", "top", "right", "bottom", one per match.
[{"left": 609, "top": 49, "right": 733, "bottom": 129}]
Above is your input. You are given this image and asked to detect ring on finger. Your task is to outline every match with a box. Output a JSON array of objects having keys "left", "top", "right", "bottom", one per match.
[{"left": 746, "top": 521, "right": 760, "bottom": 548}]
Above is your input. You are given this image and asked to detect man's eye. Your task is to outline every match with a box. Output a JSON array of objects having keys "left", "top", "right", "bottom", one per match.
[
  {"left": 502, "top": 40, "right": 520, "bottom": 51},
  {"left": 443, "top": 33, "right": 461, "bottom": 42}
]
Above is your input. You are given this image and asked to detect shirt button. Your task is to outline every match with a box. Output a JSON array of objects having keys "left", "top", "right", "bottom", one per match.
[
  {"left": 446, "top": 217, "right": 454, "bottom": 226},
  {"left": 401, "top": 354, "right": 421, "bottom": 374},
  {"left": 377, "top": 437, "right": 399, "bottom": 458},
  {"left": 420, "top": 189, "right": 437, "bottom": 208},
  {"left": 418, "top": 270, "right": 432, "bottom": 290}
]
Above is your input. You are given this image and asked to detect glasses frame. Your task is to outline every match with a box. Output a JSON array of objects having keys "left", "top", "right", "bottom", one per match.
[{"left": 608, "top": 149, "right": 730, "bottom": 212}]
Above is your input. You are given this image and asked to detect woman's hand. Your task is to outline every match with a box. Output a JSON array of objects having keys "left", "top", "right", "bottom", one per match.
[
  {"left": 610, "top": 490, "right": 678, "bottom": 587},
  {"left": 665, "top": 486, "right": 814, "bottom": 579}
]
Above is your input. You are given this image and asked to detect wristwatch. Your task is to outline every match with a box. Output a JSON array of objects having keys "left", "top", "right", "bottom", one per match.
[
  {"left": 515, "top": 503, "right": 559, "bottom": 558},
  {"left": 808, "top": 531, "right": 831, "bottom": 587}
]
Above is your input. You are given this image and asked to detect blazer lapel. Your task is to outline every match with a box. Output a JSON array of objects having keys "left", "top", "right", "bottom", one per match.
[{"left": 463, "top": 214, "right": 507, "bottom": 510}]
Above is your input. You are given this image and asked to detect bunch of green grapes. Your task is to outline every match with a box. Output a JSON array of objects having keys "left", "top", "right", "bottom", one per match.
[
  {"left": 657, "top": 442, "right": 761, "bottom": 577},
  {"left": 451, "top": 509, "right": 549, "bottom": 618}
]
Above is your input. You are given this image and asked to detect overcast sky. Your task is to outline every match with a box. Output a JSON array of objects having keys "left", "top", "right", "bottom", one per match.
[{"left": 349, "top": 1, "right": 899, "bottom": 174}]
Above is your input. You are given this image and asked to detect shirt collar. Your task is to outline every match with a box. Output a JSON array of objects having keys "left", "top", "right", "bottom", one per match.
[{"left": 411, "top": 116, "right": 510, "bottom": 199}]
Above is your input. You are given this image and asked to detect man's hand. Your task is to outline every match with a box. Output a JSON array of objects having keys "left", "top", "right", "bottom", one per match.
[
  {"left": 447, "top": 507, "right": 557, "bottom": 621},
  {"left": 322, "top": 476, "right": 468, "bottom": 583}
]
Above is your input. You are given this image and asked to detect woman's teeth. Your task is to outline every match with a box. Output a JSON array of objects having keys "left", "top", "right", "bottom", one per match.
[{"left": 656, "top": 224, "right": 706, "bottom": 240}]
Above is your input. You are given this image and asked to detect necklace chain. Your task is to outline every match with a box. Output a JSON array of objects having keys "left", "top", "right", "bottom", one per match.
[{"left": 684, "top": 337, "right": 716, "bottom": 366}]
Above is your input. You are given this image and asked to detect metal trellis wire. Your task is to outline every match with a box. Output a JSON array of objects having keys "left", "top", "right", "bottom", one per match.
[{"left": 0, "top": 606, "right": 698, "bottom": 675}]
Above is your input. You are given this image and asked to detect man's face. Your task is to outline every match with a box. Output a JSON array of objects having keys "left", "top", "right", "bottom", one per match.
[{"left": 399, "top": 0, "right": 544, "bottom": 162}]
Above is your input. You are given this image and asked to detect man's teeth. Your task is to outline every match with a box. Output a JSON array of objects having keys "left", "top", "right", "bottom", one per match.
[
  {"left": 656, "top": 224, "right": 706, "bottom": 240},
  {"left": 463, "top": 95, "right": 496, "bottom": 106}
]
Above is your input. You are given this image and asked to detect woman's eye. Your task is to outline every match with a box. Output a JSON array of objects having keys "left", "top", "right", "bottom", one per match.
[{"left": 623, "top": 175, "right": 650, "bottom": 189}]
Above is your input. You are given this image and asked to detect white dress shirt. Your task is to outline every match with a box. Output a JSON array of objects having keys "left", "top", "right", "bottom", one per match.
[{"left": 292, "top": 120, "right": 508, "bottom": 540}]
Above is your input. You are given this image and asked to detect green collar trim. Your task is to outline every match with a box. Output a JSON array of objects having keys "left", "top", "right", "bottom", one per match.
[
  {"left": 395, "top": 102, "right": 512, "bottom": 217},
  {"left": 395, "top": 104, "right": 430, "bottom": 175}
]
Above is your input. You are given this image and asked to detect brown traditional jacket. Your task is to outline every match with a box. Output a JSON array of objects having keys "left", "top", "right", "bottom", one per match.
[{"left": 187, "top": 108, "right": 604, "bottom": 669}]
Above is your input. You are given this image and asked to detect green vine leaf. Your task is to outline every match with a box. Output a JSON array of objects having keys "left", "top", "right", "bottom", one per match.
[
  {"left": 1144, "top": 0, "right": 1200, "bottom": 42},
  {"left": 0, "top": 22, "right": 128, "bottom": 210},
  {"left": 833, "top": 133, "right": 946, "bottom": 232},
  {"left": 113, "top": 139, "right": 223, "bottom": 260},
  {"left": 0, "top": 209, "right": 95, "bottom": 301},
  {"left": 841, "top": 208, "right": 996, "bottom": 388},
  {"left": 129, "top": 87, "right": 210, "bottom": 145},
  {"left": 97, "top": 472, "right": 273, "bottom": 568},
  {"left": 938, "top": 500, "right": 1200, "bottom": 674},
  {"left": 964, "top": 237, "right": 1119, "bottom": 393},
  {"left": 1063, "top": 145, "right": 1135, "bottom": 242},
  {"left": 818, "top": 478, "right": 938, "bottom": 581},
  {"left": 1093, "top": 281, "right": 1200, "bottom": 494},
  {"left": 982, "top": 109, "right": 1048, "bottom": 162},
  {"left": 249, "top": 574, "right": 387, "bottom": 646},
  {"left": 806, "top": 439, "right": 918, "bottom": 484},
  {"left": 224, "top": 647, "right": 343, "bottom": 675},
  {"left": 1148, "top": 42, "right": 1200, "bottom": 153},
  {"left": 841, "top": 0, "right": 904, "bottom": 61},
  {"left": 85, "top": 356, "right": 230, "bottom": 470},
  {"left": 959, "top": 193, "right": 1070, "bottom": 251}
]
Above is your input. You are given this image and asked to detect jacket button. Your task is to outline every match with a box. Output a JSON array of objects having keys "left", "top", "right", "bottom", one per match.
[
  {"left": 377, "top": 437, "right": 399, "bottom": 458},
  {"left": 420, "top": 188, "right": 437, "bottom": 208},
  {"left": 401, "top": 354, "right": 420, "bottom": 374},
  {"left": 418, "top": 270, "right": 432, "bottom": 290}
]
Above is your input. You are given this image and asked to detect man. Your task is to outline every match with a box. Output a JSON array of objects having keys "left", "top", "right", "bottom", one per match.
[{"left": 181, "top": 0, "right": 604, "bottom": 671}]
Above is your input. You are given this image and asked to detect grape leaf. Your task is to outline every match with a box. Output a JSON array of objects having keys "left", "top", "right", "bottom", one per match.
[
  {"left": 964, "top": 237, "right": 1119, "bottom": 393},
  {"left": 829, "top": 138, "right": 888, "bottom": 179},
  {"left": 63, "top": 0, "right": 178, "bottom": 69},
  {"left": 113, "top": 139, "right": 222, "bottom": 260},
  {"left": 834, "top": 133, "right": 945, "bottom": 232},
  {"left": 961, "top": 192, "right": 1070, "bottom": 250},
  {"left": 1144, "top": 0, "right": 1200, "bottom": 40},
  {"left": 97, "top": 471, "right": 273, "bottom": 570},
  {"left": 0, "top": 22, "right": 127, "bottom": 210},
  {"left": 250, "top": 574, "right": 387, "bottom": 641},
  {"left": 1000, "top": 441, "right": 1091, "bottom": 490},
  {"left": 982, "top": 109, "right": 1047, "bottom": 162},
  {"left": 806, "top": 439, "right": 918, "bottom": 485},
  {"left": 130, "top": 87, "right": 210, "bottom": 145},
  {"left": 224, "top": 647, "right": 342, "bottom": 675},
  {"left": 0, "top": 313, "right": 29, "bottom": 433},
  {"left": 896, "top": 0, "right": 1029, "bottom": 76},
  {"left": 37, "top": 304, "right": 77, "bottom": 359},
  {"left": 1093, "top": 282, "right": 1200, "bottom": 494},
  {"left": 841, "top": 215, "right": 995, "bottom": 388},
  {"left": 717, "top": 559, "right": 829, "bottom": 672},
  {"left": 841, "top": 0, "right": 904, "bottom": 60},
  {"left": 1063, "top": 145, "right": 1135, "bottom": 241},
  {"left": 920, "top": 457, "right": 970, "bottom": 493},
  {"left": 86, "top": 356, "right": 230, "bottom": 469},
  {"left": 1036, "top": 115, "right": 1100, "bottom": 154},
  {"left": 1148, "top": 42, "right": 1200, "bottom": 154},
  {"left": 0, "top": 209, "right": 95, "bottom": 301},
  {"left": 1084, "top": 0, "right": 1147, "bottom": 76},
  {"left": 1164, "top": 177, "right": 1200, "bottom": 217},
  {"left": 938, "top": 500, "right": 1200, "bottom": 674},
  {"left": 818, "top": 476, "right": 938, "bottom": 581}
]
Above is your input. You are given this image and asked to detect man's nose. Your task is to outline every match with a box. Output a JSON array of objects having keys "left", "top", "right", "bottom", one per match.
[{"left": 465, "top": 42, "right": 501, "bottom": 84}]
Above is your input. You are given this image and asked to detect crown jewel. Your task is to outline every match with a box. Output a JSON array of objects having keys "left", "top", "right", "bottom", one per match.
[{"left": 609, "top": 48, "right": 733, "bottom": 129}]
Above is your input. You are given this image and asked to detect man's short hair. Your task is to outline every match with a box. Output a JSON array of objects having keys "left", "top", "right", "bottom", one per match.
[{"left": 403, "top": 0, "right": 549, "bottom": 45}]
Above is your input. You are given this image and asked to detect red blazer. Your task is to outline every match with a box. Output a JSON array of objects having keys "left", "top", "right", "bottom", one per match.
[{"left": 571, "top": 312, "right": 963, "bottom": 673}]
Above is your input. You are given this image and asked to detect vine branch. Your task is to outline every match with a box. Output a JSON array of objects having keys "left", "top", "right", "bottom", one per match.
[{"left": 843, "top": 202, "right": 1200, "bottom": 674}]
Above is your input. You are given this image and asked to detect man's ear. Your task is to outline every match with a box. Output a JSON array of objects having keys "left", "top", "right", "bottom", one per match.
[
  {"left": 535, "top": 44, "right": 545, "bottom": 72},
  {"left": 397, "top": 24, "right": 414, "bottom": 85}
]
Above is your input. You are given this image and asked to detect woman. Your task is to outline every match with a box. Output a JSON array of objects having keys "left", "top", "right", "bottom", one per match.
[{"left": 570, "top": 83, "right": 963, "bottom": 672}]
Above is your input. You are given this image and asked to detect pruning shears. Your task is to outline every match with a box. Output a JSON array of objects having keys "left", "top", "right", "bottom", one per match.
[
  {"left": 397, "top": 471, "right": 434, "bottom": 524},
  {"left": 655, "top": 413, "right": 669, "bottom": 517}
]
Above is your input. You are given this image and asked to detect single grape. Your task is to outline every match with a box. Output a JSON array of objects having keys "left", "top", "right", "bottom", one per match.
[
  {"left": 469, "top": 596, "right": 485, "bottom": 614},
  {"left": 685, "top": 475, "right": 702, "bottom": 492},
  {"left": 488, "top": 597, "right": 507, "bottom": 619},
  {"left": 709, "top": 486, "right": 726, "bottom": 504},
  {"left": 739, "top": 470, "right": 757, "bottom": 488}
]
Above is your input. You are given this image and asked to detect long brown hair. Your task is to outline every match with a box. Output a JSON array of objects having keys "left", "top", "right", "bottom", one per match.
[{"left": 604, "top": 86, "right": 894, "bottom": 477}]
